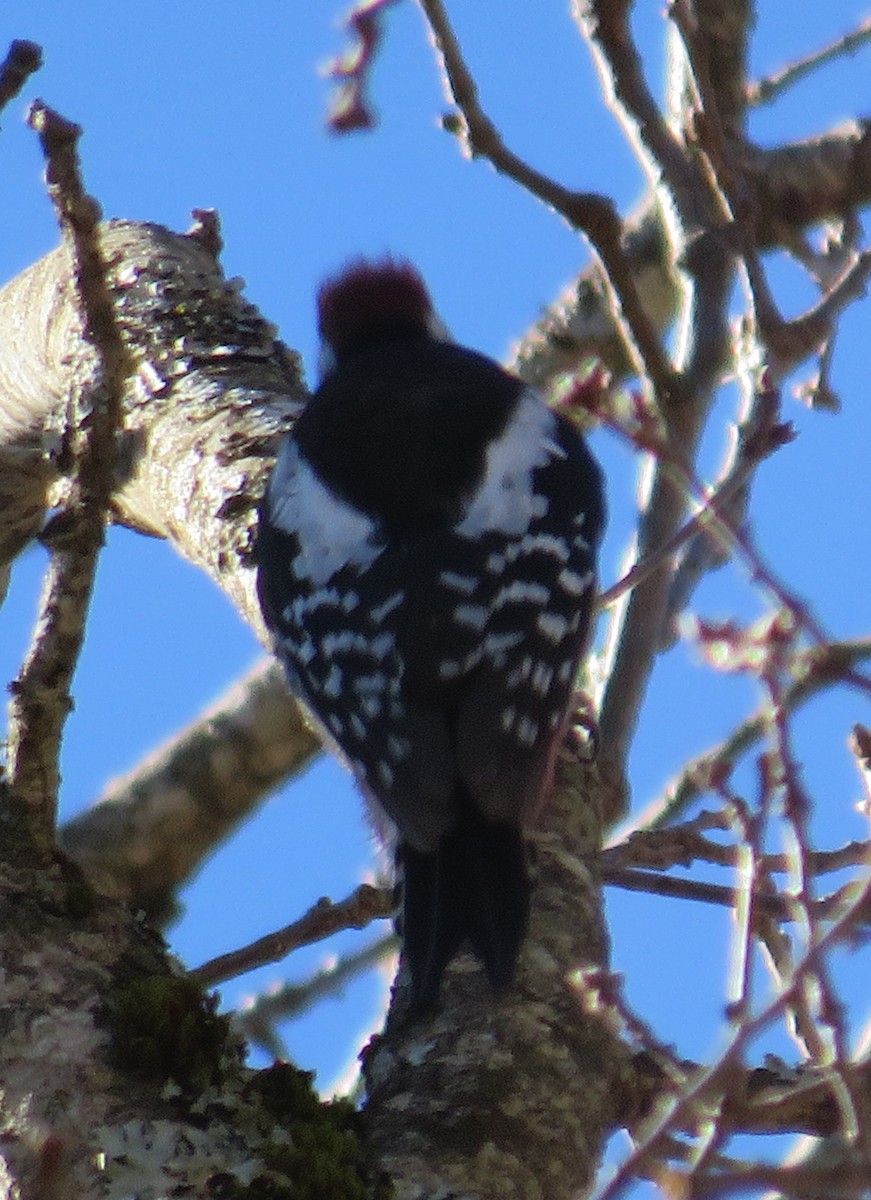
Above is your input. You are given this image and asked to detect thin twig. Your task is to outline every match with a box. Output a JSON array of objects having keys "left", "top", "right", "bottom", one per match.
[
  {"left": 4, "top": 103, "right": 129, "bottom": 850},
  {"left": 760, "top": 633, "right": 871, "bottom": 1149},
  {"left": 595, "top": 456, "right": 750, "bottom": 612},
  {"left": 600, "top": 397, "right": 833, "bottom": 652},
  {"left": 597, "top": 865, "right": 871, "bottom": 1200},
  {"left": 606, "top": 821, "right": 871, "bottom": 881},
  {"left": 616, "top": 637, "right": 871, "bottom": 833},
  {"left": 601, "top": 863, "right": 786, "bottom": 919},
  {"left": 418, "top": 0, "right": 679, "bottom": 402},
  {"left": 601, "top": 863, "right": 871, "bottom": 927},
  {"left": 747, "top": 16, "right": 871, "bottom": 107},
  {"left": 0, "top": 39, "right": 41, "bottom": 114},
  {"left": 596, "top": 376, "right": 792, "bottom": 616},
  {"left": 324, "top": 0, "right": 402, "bottom": 132},
  {"left": 191, "top": 883, "right": 392, "bottom": 987},
  {"left": 235, "top": 933, "right": 396, "bottom": 1057}
]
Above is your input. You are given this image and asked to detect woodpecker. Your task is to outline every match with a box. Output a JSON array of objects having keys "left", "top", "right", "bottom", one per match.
[{"left": 256, "top": 259, "right": 605, "bottom": 1010}]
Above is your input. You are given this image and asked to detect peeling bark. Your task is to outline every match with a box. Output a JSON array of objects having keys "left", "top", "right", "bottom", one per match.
[{"left": 0, "top": 219, "right": 306, "bottom": 629}]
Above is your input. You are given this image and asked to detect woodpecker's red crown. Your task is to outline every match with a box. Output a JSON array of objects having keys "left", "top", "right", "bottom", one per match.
[{"left": 317, "top": 258, "right": 436, "bottom": 360}]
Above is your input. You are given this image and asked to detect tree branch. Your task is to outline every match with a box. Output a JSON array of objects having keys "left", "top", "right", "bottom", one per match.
[
  {"left": 510, "top": 117, "right": 871, "bottom": 392},
  {"left": 192, "top": 883, "right": 393, "bottom": 988},
  {"left": 0, "top": 218, "right": 306, "bottom": 626},
  {"left": 60, "top": 659, "right": 319, "bottom": 922},
  {"left": 362, "top": 750, "right": 632, "bottom": 1200},
  {"left": 621, "top": 637, "right": 871, "bottom": 834},
  {"left": 235, "top": 933, "right": 395, "bottom": 1061},
  {"left": 600, "top": 864, "right": 871, "bottom": 1199},
  {"left": 419, "top": 0, "right": 679, "bottom": 398},
  {"left": 5, "top": 105, "right": 129, "bottom": 850},
  {"left": 0, "top": 39, "right": 41, "bottom": 114},
  {"left": 747, "top": 15, "right": 871, "bottom": 107}
]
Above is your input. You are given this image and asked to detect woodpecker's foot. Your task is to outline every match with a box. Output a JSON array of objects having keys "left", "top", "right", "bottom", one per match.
[{"left": 565, "top": 692, "right": 599, "bottom": 763}]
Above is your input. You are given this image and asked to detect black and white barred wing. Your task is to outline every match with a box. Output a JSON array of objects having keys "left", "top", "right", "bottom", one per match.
[
  {"left": 257, "top": 392, "right": 602, "bottom": 853},
  {"left": 256, "top": 437, "right": 458, "bottom": 852},
  {"left": 395, "top": 391, "right": 603, "bottom": 829}
]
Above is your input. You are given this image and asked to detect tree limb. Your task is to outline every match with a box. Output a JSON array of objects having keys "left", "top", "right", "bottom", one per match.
[
  {"left": 0, "top": 218, "right": 306, "bottom": 627},
  {"left": 0, "top": 39, "right": 42, "bottom": 115},
  {"left": 60, "top": 659, "right": 318, "bottom": 921},
  {"left": 5, "top": 104, "right": 129, "bottom": 849},
  {"left": 510, "top": 119, "right": 871, "bottom": 391}
]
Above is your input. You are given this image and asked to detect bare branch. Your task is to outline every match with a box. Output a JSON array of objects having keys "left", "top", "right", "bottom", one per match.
[
  {"left": 601, "top": 863, "right": 871, "bottom": 927},
  {"left": 0, "top": 39, "right": 41, "bottom": 114},
  {"left": 60, "top": 659, "right": 319, "bottom": 921},
  {"left": 598, "top": 865, "right": 871, "bottom": 1200},
  {"left": 595, "top": 375, "right": 793, "bottom": 619},
  {"left": 419, "top": 0, "right": 679, "bottom": 400},
  {"left": 573, "top": 0, "right": 744, "bottom": 788},
  {"left": 511, "top": 121, "right": 871, "bottom": 392},
  {"left": 575, "top": 0, "right": 696, "bottom": 198},
  {"left": 620, "top": 637, "right": 871, "bottom": 834},
  {"left": 324, "top": 0, "right": 402, "bottom": 133},
  {"left": 601, "top": 862, "right": 788, "bottom": 919},
  {"left": 748, "top": 15, "right": 871, "bottom": 107},
  {"left": 754, "top": 246, "right": 871, "bottom": 381},
  {"left": 660, "top": 374, "right": 794, "bottom": 643},
  {"left": 607, "top": 816, "right": 871, "bottom": 882},
  {"left": 236, "top": 934, "right": 395, "bottom": 1057},
  {"left": 191, "top": 883, "right": 392, "bottom": 988},
  {"left": 5, "top": 104, "right": 129, "bottom": 850}
]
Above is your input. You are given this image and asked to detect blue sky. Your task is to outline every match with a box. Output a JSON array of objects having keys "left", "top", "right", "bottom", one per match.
[{"left": 2, "top": 0, "right": 871, "bottom": 1148}]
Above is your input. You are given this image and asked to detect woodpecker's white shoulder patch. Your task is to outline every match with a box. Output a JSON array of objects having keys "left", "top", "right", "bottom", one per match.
[
  {"left": 266, "top": 438, "right": 382, "bottom": 586},
  {"left": 457, "top": 391, "right": 557, "bottom": 537}
]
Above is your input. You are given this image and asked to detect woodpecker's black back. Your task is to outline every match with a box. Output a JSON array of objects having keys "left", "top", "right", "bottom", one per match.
[{"left": 256, "top": 260, "right": 605, "bottom": 1010}]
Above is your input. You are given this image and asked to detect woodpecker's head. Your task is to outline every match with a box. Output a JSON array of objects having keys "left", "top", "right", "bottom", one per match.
[{"left": 316, "top": 258, "right": 450, "bottom": 380}]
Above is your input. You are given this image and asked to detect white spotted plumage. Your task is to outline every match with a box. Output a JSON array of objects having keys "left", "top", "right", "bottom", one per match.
[
  {"left": 557, "top": 566, "right": 593, "bottom": 595},
  {"left": 493, "top": 579, "right": 551, "bottom": 608},
  {"left": 456, "top": 391, "right": 558, "bottom": 538},
  {"left": 256, "top": 257, "right": 605, "bottom": 1008},
  {"left": 438, "top": 570, "right": 479, "bottom": 594},
  {"left": 536, "top": 611, "right": 571, "bottom": 644},
  {"left": 259, "top": 359, "right": 600, "bottom": 826},
  {"left": 452, "top": 603, "right": 490, "bottom": 631},
  {"left": 268, "top": 439, "right": 383, "bottom": 586}
]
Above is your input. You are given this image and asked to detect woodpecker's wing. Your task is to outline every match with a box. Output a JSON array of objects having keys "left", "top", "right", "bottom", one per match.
[
  {"left": 392, "top": 394, "right": 604, "bottom": 827},
  {"left": 257, "top": 436, "right": 461, "bottom": 852},
  {"left": 257, "top": 373, "right": 603, "bottom": 851}
]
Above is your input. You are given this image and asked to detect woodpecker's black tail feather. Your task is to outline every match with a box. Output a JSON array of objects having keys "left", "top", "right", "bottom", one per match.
[{"left": 398, "top": 805, "right": 531, "bottom": 1012}]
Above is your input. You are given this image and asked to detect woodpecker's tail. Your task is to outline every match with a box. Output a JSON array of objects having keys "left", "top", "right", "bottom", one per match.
[{"left": 397, "top": 803, "right": 531, "bottom": 1011}]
